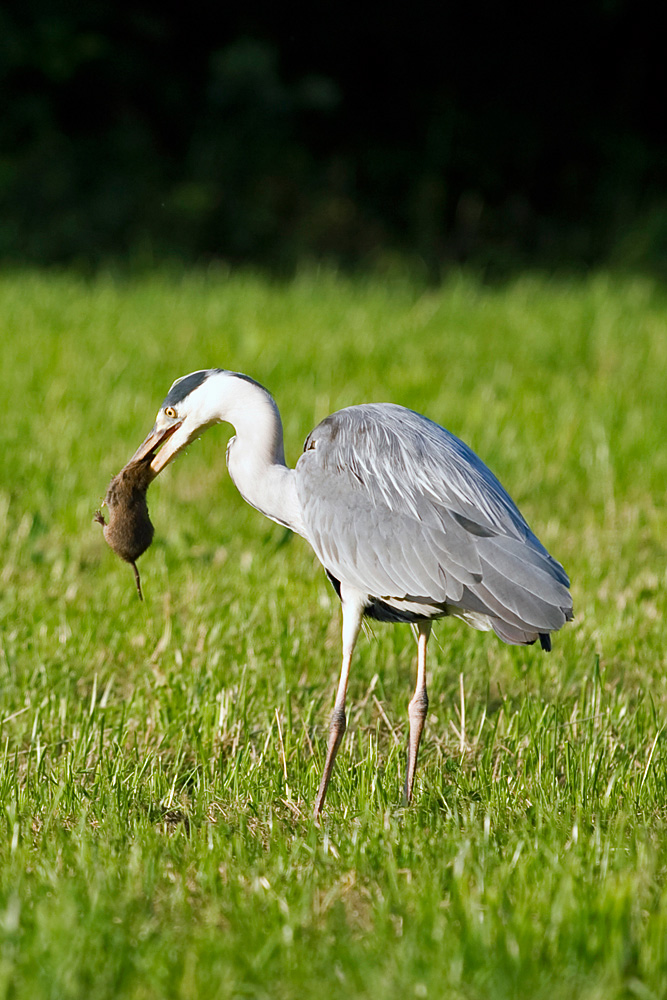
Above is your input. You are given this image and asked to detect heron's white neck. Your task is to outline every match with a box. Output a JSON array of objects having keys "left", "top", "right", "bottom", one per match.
[{"left": 205, "top": 374, "right": 305, "bottom": 536}]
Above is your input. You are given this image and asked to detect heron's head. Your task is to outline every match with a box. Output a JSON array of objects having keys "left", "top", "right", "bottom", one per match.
[{"left": 129, "top": 369, "right": 231, "bottom": 476}]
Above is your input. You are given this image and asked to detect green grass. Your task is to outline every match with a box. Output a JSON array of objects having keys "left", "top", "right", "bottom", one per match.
[{"left": 2, "top": 268, "right": 667, "bottom": 999}]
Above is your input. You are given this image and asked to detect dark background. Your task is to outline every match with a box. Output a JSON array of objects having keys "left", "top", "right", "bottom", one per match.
[{"left": 1, "top": 1, "right": 665, "bottom": 276}]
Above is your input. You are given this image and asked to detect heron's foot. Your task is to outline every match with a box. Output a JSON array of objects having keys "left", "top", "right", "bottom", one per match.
[{"left": 314, "top": 705, "right": 346, "bottom": 817}]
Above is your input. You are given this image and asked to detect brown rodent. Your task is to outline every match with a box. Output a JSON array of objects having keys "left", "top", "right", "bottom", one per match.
[{"left": 95, "top": 458, "right": 155, "bottom": 599}]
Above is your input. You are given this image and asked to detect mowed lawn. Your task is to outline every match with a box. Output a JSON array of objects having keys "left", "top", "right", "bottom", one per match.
[{"left": 1, "top": 269, "right": 667, "bottom": 999}]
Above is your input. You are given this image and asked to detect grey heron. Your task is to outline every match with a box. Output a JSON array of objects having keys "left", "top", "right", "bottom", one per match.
[{"left": 129, "top": 368, "right": 573, "bottom": 814}]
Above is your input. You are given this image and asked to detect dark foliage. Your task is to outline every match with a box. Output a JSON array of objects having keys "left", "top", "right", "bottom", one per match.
[{"left": 1, "top": 2, "right": 666, "bottom": 272}]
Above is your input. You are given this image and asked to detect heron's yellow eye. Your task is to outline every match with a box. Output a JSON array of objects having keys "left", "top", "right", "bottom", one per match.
[{"left": 164, "top": 406, "right": 177, "bottom": 419}]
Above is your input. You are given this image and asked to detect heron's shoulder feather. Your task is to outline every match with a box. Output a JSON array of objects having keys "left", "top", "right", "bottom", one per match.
[{"left": 301, "top": 404, "right": 533, "bottom": 539}]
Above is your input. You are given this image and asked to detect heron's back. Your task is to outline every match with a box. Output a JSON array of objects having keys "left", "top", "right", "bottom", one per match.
[{"left": 296, "top": 403, "right": 573, "bottom": 646}]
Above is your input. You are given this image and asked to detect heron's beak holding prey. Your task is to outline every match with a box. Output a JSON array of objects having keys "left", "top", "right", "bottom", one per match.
[{"left": 128, "top": 421, "right": 183, "bottom": 478}]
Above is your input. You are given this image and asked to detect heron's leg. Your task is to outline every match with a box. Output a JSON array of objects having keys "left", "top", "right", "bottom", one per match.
[
  {"left": 403, "top": 620, "right": 432, "bottom": 805},
  {"left": 314, "top": 597, "right": 364, "bottom": 817}
]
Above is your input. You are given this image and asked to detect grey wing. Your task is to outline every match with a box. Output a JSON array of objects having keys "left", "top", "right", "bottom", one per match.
[{"left": 296, "top": 404, "right": 573, "bottom": 644}]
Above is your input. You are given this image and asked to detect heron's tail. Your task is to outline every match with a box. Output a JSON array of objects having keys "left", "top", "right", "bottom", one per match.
[{"left": 491, "top": 620, "right": 554, "bottom": 650}]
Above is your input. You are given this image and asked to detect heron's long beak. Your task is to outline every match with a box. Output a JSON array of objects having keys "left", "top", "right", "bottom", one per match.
[{"left": 128, "top": 421, "right": 183, "bottom": 476}]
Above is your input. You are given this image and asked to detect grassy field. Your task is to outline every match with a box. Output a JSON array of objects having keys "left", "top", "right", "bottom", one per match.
[{"left": 1, "top": 268, "right": 667, "bottom": 999}]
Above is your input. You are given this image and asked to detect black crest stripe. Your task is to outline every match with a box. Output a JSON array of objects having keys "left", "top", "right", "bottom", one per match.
[
  {"left": 161, "top": 369, "right": 267, "bottom": 411},
  {"left": 162, "top": 370, "right": 211, "bottom": 408}
]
